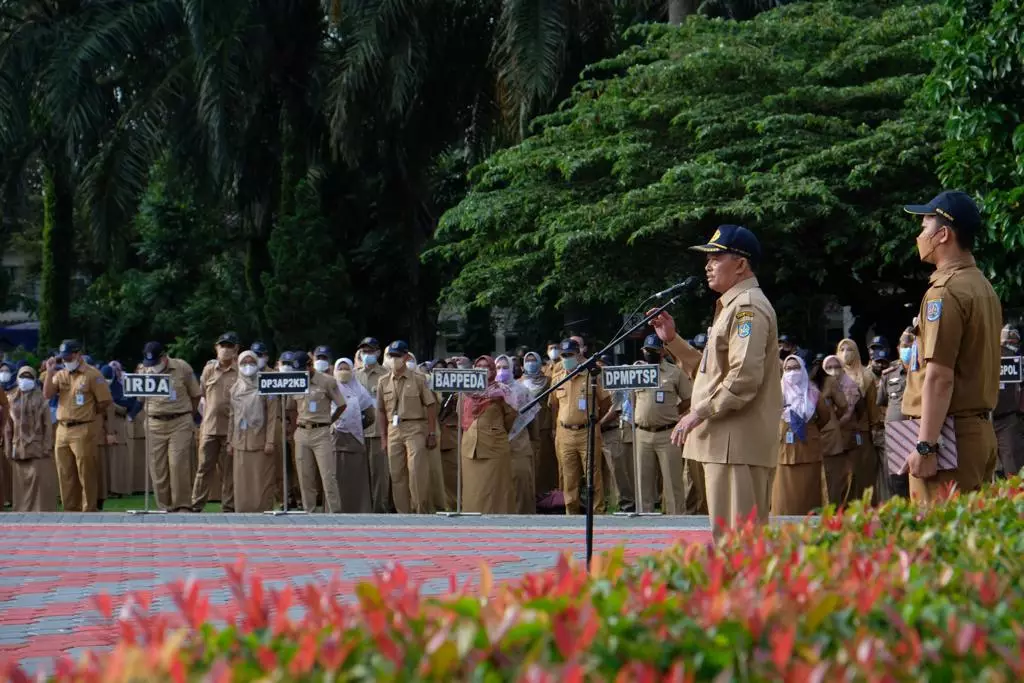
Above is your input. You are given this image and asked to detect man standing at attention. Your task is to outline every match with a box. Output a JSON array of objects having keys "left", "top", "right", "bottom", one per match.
[
  {"left": 900, "top": 191, "right": 1000, "bottom": 501},
  {"left": 650, "top": 225, "right": 781, "bottom": 542}
]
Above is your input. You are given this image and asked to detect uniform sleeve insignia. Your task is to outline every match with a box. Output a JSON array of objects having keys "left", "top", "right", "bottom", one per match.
[
  {"left": 737, "top": 321, "right": 752, "bottom": 338},
  {"left": 734, "top": 310, "right": 754, "bottom": 321},
  {"left": 925, "top": 299, "right": 943, "bottom": 322}
]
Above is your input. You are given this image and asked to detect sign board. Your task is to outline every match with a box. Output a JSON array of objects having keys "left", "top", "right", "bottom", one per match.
[
  {"left": 431, "top": 368, "right": 488, "bottom": 393},
  {"left": 601, "top": 364, "right": 660, "bottom": 390},
  {"left": 258, "top": 371, "right": 310, "bottom": 395},
  {"left": 122, "top": 373, "right": 172, "bottom": 398},
  {"left": 1000, "top": 356, "right": 1022, "bottom": 384}
]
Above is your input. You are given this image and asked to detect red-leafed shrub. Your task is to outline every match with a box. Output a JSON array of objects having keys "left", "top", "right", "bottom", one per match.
[{"left": 6, "top": 480, "right": 1024, "bottom": 681}]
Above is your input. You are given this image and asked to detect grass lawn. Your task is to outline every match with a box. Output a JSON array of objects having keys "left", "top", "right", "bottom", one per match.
[{"left": 56, "top": 495, "right": 223, "bottom": 513}]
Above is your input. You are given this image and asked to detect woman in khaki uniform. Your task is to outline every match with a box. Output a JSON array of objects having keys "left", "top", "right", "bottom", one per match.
[
  {"left": 520, "top": 351, "right": 558, "bottom": 496},
  {"left": 496, "top": 354, "right": 537, "bottom": 514},
  {"left": 4, "top": 367, "right": 58, "bottom": 511},
  {"left": 459, "top": 356, "right": 516, "bottom": 514},
  {"left": 332, "top": 358, "right": 376, "bottom": 513},
  {"left": 100, "top": 365, "right": 133, "bottom": 497},
  {"left": 837, "top": 339, "right": 881, "bottom": 502},
  {"left": 772, "top": 356, "right": 831, "bottom": 515},
  {"left": 228, "top": 351, "right": 280, "bottom": 512},
  {"left": 822, "top": 354, "right": 862, "bottom": 506},
  {"left": 811, "top": 357, "right": 850, "bottom": 506},
  {"left": 436, "top": 360, "right": 460, "bottom": 509}
]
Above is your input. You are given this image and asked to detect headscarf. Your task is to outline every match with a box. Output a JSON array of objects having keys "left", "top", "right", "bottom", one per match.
[
  {"left": 781, "top": 355, "right": 819, "bottom": 441},
  {"left": 0, "top": 359, "right": 15, "bottom": 392},
  {"left": 836, "top": 339, "right": 873, "bottom": 395},
  {"left": 520, "top": 351, "right": 547, "bottom": 396},
  {"left": 230, "top": 351, "right": 265, "bottom": 432},
  {"left": 332, "top": 358, "right": 374, "bottom": 442},
  {"left": 108, "top": 360, "right": 125, "bottom": 381},
  {"left": 461, "top": 356, "right": 514, "bottom": 432},
  {"left": 10, "top": 366, "right": 45, "bottom": 450},
  {"left": 825, "top": 353, "right": 862, "bottom": 409}
]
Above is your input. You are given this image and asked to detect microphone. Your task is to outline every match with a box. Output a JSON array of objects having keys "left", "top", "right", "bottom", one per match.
[{"left": 654, "top": 275, "right": 702, "bottom": 298}]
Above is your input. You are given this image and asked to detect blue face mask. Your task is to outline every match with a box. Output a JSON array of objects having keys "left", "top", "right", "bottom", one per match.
[
  {"left": 524, "top": 360, "right": 540, "bottom": 375},
  {"left": 899, "top": 347, "right": 912, "bottom": 365},
  {"left": 562, "top": 357, "right": 578, "bottom": 372},
  {"left": 363, "top": 354, "right": 377, "bottom": 366}
]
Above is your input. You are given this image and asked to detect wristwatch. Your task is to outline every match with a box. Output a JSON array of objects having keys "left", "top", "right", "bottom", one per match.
[{"left": 915, "top": 441, "right": 939, "bottom": 455}]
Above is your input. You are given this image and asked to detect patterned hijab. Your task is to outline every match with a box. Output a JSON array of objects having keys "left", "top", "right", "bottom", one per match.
[{"left": 230, "top": 351, "right": 264, "bottom": 432}]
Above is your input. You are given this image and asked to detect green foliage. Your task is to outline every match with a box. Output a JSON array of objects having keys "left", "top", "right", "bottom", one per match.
[
  {"left": 430, "top": 0, "right": 948, "bottom": 341},
  {"left": 37, "top": 164, "right": 73, "bottom": 351},
  {"left": 31, "top": 479, "right": 1024, "bottom": 681},
  {"left": 926, "top": 0, "right": 1024, "bottom": 302},
  {"left": 262, "top": 181, "right": 353, "bottom": 352}
]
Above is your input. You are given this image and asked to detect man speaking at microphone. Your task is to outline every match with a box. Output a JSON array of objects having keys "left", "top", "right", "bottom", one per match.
[{"left": 649, "top": 224, "right": 781, "bottom": 542}]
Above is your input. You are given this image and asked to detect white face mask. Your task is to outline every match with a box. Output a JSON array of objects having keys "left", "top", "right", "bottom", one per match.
[
  {"left": 17, "top": 378, "right": 35, "bottom": 392},
  {"left": 363, "top": 353, "right": 378, "bottom": 366},
  {"left": 547, "top": 349, "right": 560, "bottom": 361},
  {"left": 240, "top": 365, "right": 258, "bottom": 377},
  {"left": 314, "top": 360, "right": 331, "bottom": 373},
  {"left": 406, "top": 361, "right": 416, "bottom": 370},
  {"left": 64, "top": 360, "right": 80, "bottom": 373},
  {"left": 0, "top": 371, "right": 11, "bottom": 384},
  {"left": 256, "top": 357, "right": 267, "bottom": 370},
  {"left": 783, "top": 370, "right": 801, "bottom": 383}
]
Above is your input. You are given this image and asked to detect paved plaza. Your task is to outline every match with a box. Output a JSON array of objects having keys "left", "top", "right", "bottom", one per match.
[{"left": 0, "top": 513, "right": 711, "bottom": 676}]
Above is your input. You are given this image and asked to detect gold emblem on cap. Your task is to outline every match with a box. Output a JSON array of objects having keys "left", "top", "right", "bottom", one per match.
[{"left": 710, "top": 229, "right": 722, "bottom": 243}]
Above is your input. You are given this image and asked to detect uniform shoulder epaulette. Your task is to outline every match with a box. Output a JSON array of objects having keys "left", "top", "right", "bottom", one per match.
[{"left": 205, "top": 359, "right": 217, "bottom": 366}]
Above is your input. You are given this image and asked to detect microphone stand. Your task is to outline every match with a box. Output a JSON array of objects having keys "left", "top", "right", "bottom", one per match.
[{"left": 521, "top": 291, "right": 686, "bottom": 569}]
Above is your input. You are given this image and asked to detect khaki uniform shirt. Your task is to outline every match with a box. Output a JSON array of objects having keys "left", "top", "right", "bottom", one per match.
[
  {"left": 50, "top": 364, "right": 113, "bottom": 424},
  {"left": 818, "top": 375, "right": 848, "bottom": 457},
  {"left": 200, "top": 360, "right": 238, "bottom": 437},
  {"left": 664, "top": 277, "right": 782, "bottom": 467},
  {"left": 634, "top": 360, "right": 692, "bottom": 429},
  {"left": 146, "top": 358, "right": 201, "bottom": 417},
  {"left": 377, "top": 371, "right": 436, "bottom": 425},
  {"left": 228, "top": 395, "right": 281, "bottom": 452},
  {"left": 549, "top": 371, "right": 611, "bottom": 427},
  {"left": 5, "top": 388, "right": 51, "bottom": 459},
  {"left": 902, "top": 255, "right": 1001, "bottom": 418},
  {"left": 357, "top": 365, "right": 387, "bottom": 438},
  {"left": 287, "top": 372, "right": 345, "bottom": 425}
]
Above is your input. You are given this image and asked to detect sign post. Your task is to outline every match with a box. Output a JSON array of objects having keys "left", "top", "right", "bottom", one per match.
[
  {"left": 257, "top": 371, "right": 310, "bottom": 515},
  {"left": 431, "top": 368, "right": 488, "bottom": 517},
  {"left": 122, "top": 374, "right": 172, "bottom": 515},
  {"left": 603, "top": 364, "right": 662, "bottom": 518},
  {"left": 1000, "top": 356, "right": 1022, "bottom": 386}
]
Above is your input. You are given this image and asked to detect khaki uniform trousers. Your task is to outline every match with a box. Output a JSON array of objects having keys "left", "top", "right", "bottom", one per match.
[
  {"left": 295, "top": 425, "right": 342, "bottom": 512},
  {"left": 193, "top": 433, "right": 234, "bottom": 512},
  {"left": 365, "top": 436, "right": 393, "bottom": 513},
  {"left": 636, "top": 427, "right": 684, "bottom": 514},
  {"left": 823, "top": 451, "right": 853, "bottom": 508},
  {"left": 55, "top": 422, "right": 99, "bottom": 512},
  {"left": 601, "top": 427, "right": 634, "bottom": 512},
  {"left": 147, "top": 414, "right": 195, "bottom": 511},
  {"left": 684, "top": 457, "right": 708, "bottom": 514},
  {"left": 387, "top": 419, "right": 434, "bottom": 514},
  {"left": 555, "top": 425, "right": 604, "bottom": 515},
  {"left": 910, "top": 415, "right": 997, "bottom": 503},
  {"left": 703, "top": 462, "right": 774, "bottom": 544}
]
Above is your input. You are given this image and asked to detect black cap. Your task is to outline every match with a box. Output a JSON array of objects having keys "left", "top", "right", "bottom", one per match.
[
  {"left": 359, "top": 337, "right": 380, "bottom": 350},
  {"left": 291, "top": 351, "right": 310, "bottom": 369},
  {"left": 598, "top": 353, "right": 614, "bottom": 365},
  {"left": 868, "top": 335, "right": 888, "bottom": 350},
  {"left": 689, "top": 224, "right": 761, "bottom": 262},
  {"left": 387, "top": 340, "right": 409, "bottom": 356},
  {"left": 643, "top": 334, "right": 663, "bottom": 350},
  {"left": 142, "top": 341, "right": 164, "bottom": 366},
  {"left": 904, "top": 191, "right": 981, "bottom": 234},
  {"left": 216, "top": 331, "right": 240, "bottom": 346},
  {"left": 278, "top": 350, "right": 294, "bottom": 365},
  {"left": 870, "top": 348, "right": 889, "bottom": 361},
  {"left": 314, "top": 345, "right": 332, "bottom": 359},
  {"left": 250, "top": 341, "right": 269, "bottom": 356},
  {"left": 559, "top": 339, "right": 580, "bottom": 354},
  {"left": 779, "top": 334, "right": 796, "bottom": 344},
  {"left": 58, "top": 339, "right": 82, "bottom": 359}
]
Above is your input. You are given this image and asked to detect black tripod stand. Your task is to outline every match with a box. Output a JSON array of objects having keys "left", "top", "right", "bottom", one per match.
[{"left": 521, "top": 291, "right": 689, "bottom": 568}]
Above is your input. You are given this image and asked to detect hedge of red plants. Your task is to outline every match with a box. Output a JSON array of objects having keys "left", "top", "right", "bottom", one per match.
[{"left": 6, "top": 480, "right": 1024, "bottom": 681}]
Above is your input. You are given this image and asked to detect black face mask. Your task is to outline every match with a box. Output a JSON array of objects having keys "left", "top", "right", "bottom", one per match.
[{"left": 642, "top": 351, "right": 661, "bottom": 365}]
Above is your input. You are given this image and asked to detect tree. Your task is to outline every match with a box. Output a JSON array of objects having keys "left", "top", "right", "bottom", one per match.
[
  {"left": 429, "top": 0, "right": 948, "bottom": 347},
  {"left": 926, "top": 0, "right": 1024, "bottom": 304}
]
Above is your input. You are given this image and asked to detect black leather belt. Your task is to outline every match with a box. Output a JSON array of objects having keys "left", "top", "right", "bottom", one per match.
[
  {"left": 298, "top": 422, "right": 330, "bottom": 430},
  {"left": 560, "top": 422, "right": 586, "bottom": 431},
  {"left": 637, "top": 424, "right": 674, "bottom": 433},
  {"left": 58, "top": 420, "right": 92, "bottom": 428},
  {"left": 150, "top": 412, "right": 190, "bottom": 421}
]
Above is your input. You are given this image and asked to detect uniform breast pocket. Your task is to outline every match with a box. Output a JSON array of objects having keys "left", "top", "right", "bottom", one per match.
[{"left": 554, "top": 387, "right": 569, "bottom": 402}]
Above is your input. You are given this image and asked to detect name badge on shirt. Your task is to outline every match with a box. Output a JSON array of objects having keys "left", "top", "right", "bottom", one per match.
[
  {"left": 75, "top": 392, "right": 85, "bottom": 406},
  {"left": 655, "top": 391, "right": 665, "bottom": 404},
  {"left": 577, "top": 398, "right": 587, "bottom": 411},
  {"left": 392, "top": 414, "right": 400, "bottom": 427},
  {"left": 855, "top": 433, "right": 863, "bottom": 446},
  {"left": 785, "top": 431, "right": 794, "bottom": 444},
  {"left": 169, "top": 387, "right": 178, "bottom": 401},
  {"left": 240, "top": 419, "right": 248, "bottom": 430},
  {"left": 309, "top": 400, "right": 318, "bottom": 413}
]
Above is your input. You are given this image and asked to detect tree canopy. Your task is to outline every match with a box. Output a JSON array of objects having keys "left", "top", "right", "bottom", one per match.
[{"left": 430, "top": 0, "right": 949, "bottom": 343}]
